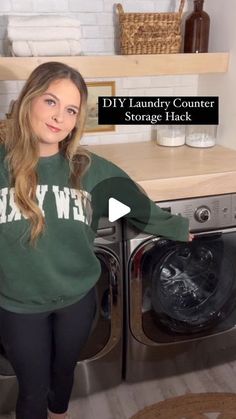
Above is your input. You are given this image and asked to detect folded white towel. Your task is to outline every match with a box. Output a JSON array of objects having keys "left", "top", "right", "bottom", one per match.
[
  {"left": 7, "top": 26, "right": 82, "bottom": 42},
  {"left": 8, "top": 14, "right": 81, "bottom": 28},
  {"left": 9, "top": 40, "right": 82, "bottom": 56}
]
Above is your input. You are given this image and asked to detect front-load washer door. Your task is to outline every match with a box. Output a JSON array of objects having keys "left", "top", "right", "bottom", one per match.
[
  {"left": 128, "top": 232, "right": 236, "bottom": 345},
  {"left": 78, "top": 247, "right": 122, "bottom": 360},
  {"left": 151, "top": 235, "right": 235, "bottom": 334}
]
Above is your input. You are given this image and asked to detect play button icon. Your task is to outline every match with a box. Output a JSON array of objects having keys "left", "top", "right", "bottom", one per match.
[
  {"left": 108, "top": 197, "right": 131, "bottom": 222},
  {"left": 89, "top": 176, "right": 151, "bottom": 238}
]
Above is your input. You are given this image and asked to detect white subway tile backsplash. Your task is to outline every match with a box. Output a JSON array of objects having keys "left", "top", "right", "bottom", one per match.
[
  {"left": 0, "top": 92, "right": 19, "bottom": 115},
  {"left": 153, "top": 0, "right": 178, "bottom": 13},
  {"left": 0, "top": 0, "right": 12, "bottom": 12},
  {"left": 0, "top": 26, "right": 6, "bottom": 39},
  {"left": 153, "top": 76, "right": 183, "bottom": 87},
  {"left": 73, "top": 13, "right": 97, "bottom": 25},
  {"left": 96, "top": 13, "right": 114, "bottom": 26},
  {"left": 118, "top": 89, "right": 133, "bottom": 96},
  {"left": 0, "top": 44, "right": 4, "bottom": 55},
  {"left": 0, "top": 80, "right": 19, "bottom": 93},
  {"left": 99, "top": 26, "right": 114, "bottom": 38},
  {"left": 121, "top": 75, "right": 195, "bottom": 89},
  {"left": 82, "top": 26, "right": 100, "bottom": 39},
  {"left": 0, "top": 98, "right": 15, "bottom": 109},
  {"left": 81, "top": 129, "right": 152, "bottom": 146},
  {"left": 121, "top": 77, "right": 152, "bottom": 89},
  {"left": 103, "top": 38, "right": 115, "bottom": 52},
  {"left": 80, "top": 135, "right": 101, "bottom": 146},
  {"left": 103, "top": 1, "right": 115, "bottom": 12},
  {"left": 82, "top": 25, "right": 114, "bottom": 39},
  {"left": 173, "top": 85, "right": 198, "bottom": 95},
  {"left": 85, "top": 77, "right": 117, "bottom": 83},
  {"left": 32, "top": 0, "right": 69, "bottom": 12},
  {"left": 99, "top": 132, "right": 151, "bottom": 144},
  {"left": 69, "top": 0, "right": 103, "bottom": 12},
  {"left": 119, "top": 87, "right": 174, "bottom": 96},
  {"left": 143, "top": 87, "right": 174, "bottom": 96},
  {"left": 149, "top": 76, "right": 181, "bottom": 87},
  {"left": 126, "top": 89, "right": 147, "bottom": 96},
  {"left": 81, "top": 38, "right": 106, "bottom": 52},
  {"left": 177, "top": 75, "right": 199, "bottom": 86},
  {"left": 118, "top": 125, "right": 150, "bottom": 133},
  {"left": 120, "top": 1, "right": 155, "bottom": 13},
  {"left": 11, "top": 0, "right": 34, "bottom": 12},
  {"left": 0, "top": 16, "right": 8, "bottom": 26}
]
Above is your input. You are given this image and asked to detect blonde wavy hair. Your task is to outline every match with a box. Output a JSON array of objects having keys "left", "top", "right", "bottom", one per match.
[{"left": 4, "top": 61, "right": 91, "bottom": 245}]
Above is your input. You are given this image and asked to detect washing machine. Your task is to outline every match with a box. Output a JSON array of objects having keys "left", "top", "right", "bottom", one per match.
[
  {"left": 124, "top": 194, "right": 236, "bottom": 383},
  {"left": 0, "top": 217, "right": 123, "bottom": 414}
]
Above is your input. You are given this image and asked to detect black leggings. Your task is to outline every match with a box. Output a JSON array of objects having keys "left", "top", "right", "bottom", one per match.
[{"left": 0, "top": 288, "right": 96, "bottom": 419}]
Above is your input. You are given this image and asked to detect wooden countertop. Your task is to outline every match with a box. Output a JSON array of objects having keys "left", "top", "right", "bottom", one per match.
[{"left": 85, "top": 142, "right": 236, "bottom": 201}]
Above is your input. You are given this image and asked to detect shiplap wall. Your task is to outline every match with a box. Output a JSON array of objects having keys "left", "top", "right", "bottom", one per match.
[{"left": 0, "top": 0, "right": 198, "bottom": 145}]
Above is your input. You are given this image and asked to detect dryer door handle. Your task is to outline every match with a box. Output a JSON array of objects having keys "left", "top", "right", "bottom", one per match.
[{"left": 193, "top": 232, "right": 222, "bottom": 240}]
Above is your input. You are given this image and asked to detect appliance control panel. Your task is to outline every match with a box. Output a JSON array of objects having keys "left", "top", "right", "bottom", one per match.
[{"left": 158, "top": 194, "right": 236, "bottom": 232}]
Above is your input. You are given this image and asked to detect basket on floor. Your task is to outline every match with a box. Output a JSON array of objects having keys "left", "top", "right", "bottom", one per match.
[{"left": 116, "top": 0, "right": 185, "bottom": 55}]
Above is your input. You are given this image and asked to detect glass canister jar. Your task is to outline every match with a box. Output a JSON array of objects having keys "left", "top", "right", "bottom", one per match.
[
  {"left": 185, "top": 125, "right": 217, "bottom": 148},
  {"left": 156, "top": 125, "right": 185, "bottom": 147}
]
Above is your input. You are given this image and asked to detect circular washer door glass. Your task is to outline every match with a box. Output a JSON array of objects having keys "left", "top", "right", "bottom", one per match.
[{"left": 151, "top": 237, "right": 235, "bottom": 333}]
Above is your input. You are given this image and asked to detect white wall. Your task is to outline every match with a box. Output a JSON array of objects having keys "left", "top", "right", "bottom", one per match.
[
  {"left": 198, "top": 0, "right": 236, "bottom": 149},
  {"left": 0, "top": 0, "right": 198, "bottom": 145}
]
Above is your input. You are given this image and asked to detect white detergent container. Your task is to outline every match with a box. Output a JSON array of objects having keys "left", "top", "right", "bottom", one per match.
[
  {"left": 186, "top": 125, "right": 217, "bottom": 148},
  {"left": 156, "top": 125, "right": 185, "bottom": 147}
]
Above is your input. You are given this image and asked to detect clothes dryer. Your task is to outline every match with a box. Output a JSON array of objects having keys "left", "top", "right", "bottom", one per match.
[
  {"left": 124, "top": 194, "right": 236, "bottom": 382},
  {"left": 0, "top": 218, "right": 123, "bottom": 414}
]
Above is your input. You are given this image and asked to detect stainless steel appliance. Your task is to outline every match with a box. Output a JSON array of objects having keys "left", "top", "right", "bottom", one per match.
[
  {"left": 0, "top": 218, "right": 123, "bottom": 414},
  {"left": 124, "top": 194, "right": 236, "bottom": 382}
]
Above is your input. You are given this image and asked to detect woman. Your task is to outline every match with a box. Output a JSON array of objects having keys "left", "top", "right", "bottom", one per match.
[{"left": 0, "top": 62, "right": 190, "bottom": 419}]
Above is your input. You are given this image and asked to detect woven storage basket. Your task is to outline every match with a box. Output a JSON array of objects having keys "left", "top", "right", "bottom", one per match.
[{"left": 116, "top": 0, "right": 185, "bottom": 54}]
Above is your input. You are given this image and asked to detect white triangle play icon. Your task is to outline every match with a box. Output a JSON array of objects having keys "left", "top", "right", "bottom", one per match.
[{"left": 108, "top": 197, "right": 131, "bottom": 222}]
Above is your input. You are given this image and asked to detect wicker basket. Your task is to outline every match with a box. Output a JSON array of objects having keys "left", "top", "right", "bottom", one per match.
[{"left": 116, "top": 0, "right": 185, "bottom": 55}]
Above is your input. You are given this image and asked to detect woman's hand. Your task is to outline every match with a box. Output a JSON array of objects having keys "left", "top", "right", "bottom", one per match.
[{"left": 189, "top": 233, "right": 194, "bottom": 241}]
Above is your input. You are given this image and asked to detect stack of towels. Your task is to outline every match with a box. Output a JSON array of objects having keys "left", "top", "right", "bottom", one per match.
[{"left": 6, "top": 15, "right": 82, "bottom": 56}]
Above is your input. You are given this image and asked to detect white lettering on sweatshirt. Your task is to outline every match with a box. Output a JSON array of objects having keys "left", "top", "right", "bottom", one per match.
[
  {"left": 70, "top": 188, "right": 86, "bottom": 222},
  {"left": 0, "top": 187, "right": 8, "bottom": 223},
  {"left": 36, "top": 185, "right": 48, "bottom": 216},
  {"left": 0, "top": 185, "right": 92, "bottom": 226},
  {"left": 7, "top": 188, "right": 22, "bottom": 222},
  {"left": 52, "top": 186, "right": 70, "bottom": 219}
]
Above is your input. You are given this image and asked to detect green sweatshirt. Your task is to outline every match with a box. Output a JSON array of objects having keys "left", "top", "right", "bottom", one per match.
[{"left": 0, "top": 145, "right": 189, "bottom": 313}]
